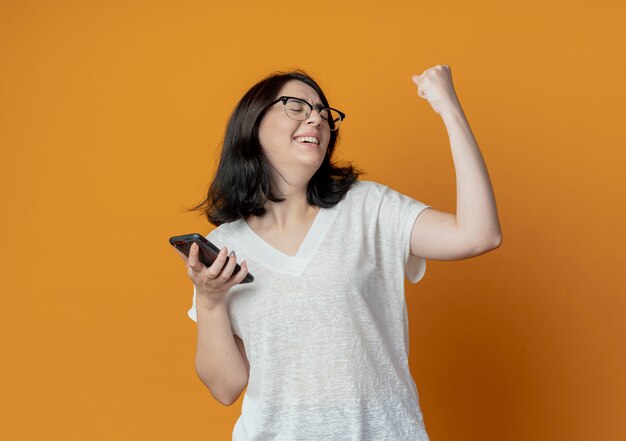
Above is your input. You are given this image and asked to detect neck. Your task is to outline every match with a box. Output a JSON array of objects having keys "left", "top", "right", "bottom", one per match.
[
  {"left": 249, "top": 171, "right": 319, "bottom": 230},
  {"left": 259, "top": 196, "right": 318, "bottom": 230}
]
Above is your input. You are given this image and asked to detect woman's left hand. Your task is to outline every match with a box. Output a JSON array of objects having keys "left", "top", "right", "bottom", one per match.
[{"left": 412, "top": 65, "right": 461, "bottom": 115}]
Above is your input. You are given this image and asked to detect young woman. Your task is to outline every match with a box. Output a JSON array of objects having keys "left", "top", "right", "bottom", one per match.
[{"left": 175, "top": 66, "right": 502, "bottom": 440}]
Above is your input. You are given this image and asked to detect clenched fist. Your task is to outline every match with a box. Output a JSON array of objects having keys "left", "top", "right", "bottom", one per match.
[{"left": 412, "top": 65, "right": 461, "bottom": 115}]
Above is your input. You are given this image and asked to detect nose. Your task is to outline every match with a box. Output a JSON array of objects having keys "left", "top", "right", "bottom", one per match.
[{"left": 306, "top": 108, "right": 324, "bottom": 126}]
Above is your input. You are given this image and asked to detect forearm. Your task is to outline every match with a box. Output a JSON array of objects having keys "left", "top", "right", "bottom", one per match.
[
  {"left": 440, "top": 104, "right": 502, "bottom": 246},
  {"left": 195, "top": 298, "right": 248, "bottom": 406}
]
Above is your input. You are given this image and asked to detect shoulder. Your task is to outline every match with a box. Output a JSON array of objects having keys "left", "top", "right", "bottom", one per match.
[
  {"left": 344, "top": 180, "right": 430, "bottom": 220},
  {"left": 343, "top": 180, "right": 395, "bottom": 205},
  {"left": 205, "top": 219, "right": 241, "bottom": 245},
  {"left": 345, "top": 179, "right": 389, "bottom": 198},
  {"left": 329, "top": 180, "right": 399, "bottom": 216}
]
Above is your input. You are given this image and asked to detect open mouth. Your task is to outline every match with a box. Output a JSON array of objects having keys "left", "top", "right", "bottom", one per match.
[{"left": 293, "top": 136, "right": 320, "bottom": 146}]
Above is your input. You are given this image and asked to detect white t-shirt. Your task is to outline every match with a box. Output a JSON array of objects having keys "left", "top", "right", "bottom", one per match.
[{"left": 188, "top": 180, "right": 432, "bottom": 441}]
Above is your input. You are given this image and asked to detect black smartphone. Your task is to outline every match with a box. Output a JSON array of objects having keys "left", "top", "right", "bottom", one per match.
[{"left": 169, "top": 233, "right": 254, "bottom": 284}]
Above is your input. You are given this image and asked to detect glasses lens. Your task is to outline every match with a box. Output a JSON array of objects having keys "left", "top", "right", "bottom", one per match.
[
  {"left": 324, "top": 109, "right": 342, "bottom": 131},
  {"left": 285, "top": 99, "right": 309, "bottom": 120},
  {"left": 284, "top": 98, "right": 342, "bottom": 131}
]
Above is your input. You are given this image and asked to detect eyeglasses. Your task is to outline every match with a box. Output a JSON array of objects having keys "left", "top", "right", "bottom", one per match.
[{"left": 265, "top": 96, "right": 345, "bottom": 131}]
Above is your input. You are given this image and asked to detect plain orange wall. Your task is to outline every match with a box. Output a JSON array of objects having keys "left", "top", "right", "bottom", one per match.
[{"left": 1, "top": 1, "right": 625, "bottom": 440}]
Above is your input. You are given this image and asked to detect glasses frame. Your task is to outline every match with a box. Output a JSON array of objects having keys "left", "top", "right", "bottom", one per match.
[{"left": 265, "top": 96, "right": 345, "bottom": 131}]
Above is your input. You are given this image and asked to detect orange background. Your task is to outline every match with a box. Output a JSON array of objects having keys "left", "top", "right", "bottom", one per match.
[{"left": 1, "top": 1, "right": 625, "bottom": 440}]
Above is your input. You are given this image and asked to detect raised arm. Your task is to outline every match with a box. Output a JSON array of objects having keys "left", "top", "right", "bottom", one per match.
[{"left": 409, "top": 65, "right": 502, "bottom": 261}]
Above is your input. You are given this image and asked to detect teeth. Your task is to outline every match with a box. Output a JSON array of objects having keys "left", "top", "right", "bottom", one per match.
[{"left": 294, "top": 136, "right": 319, "bottom": 144}]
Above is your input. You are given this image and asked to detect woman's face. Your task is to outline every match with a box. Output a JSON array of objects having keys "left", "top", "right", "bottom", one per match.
[{"left": 258, "top": 80, "right": 331, "bottom": 178}]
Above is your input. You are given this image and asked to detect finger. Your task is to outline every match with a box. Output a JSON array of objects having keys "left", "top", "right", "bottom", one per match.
[
  {"left": 220, "top": 251, "right": 238, "bottom": 282},
  {"left": 187, "top": 243, "right": 205, "bottom": 272},
  {"left": 228, "top": 260, "right": 249, "bottom": 287},
  {"left": 206, "top": 246, "right": 229, "bottom": 279}
]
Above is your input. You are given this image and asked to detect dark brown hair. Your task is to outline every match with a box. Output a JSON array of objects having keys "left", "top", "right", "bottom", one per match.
[{"left": 186, "top": 69, "right": 361, "bottom": 226}]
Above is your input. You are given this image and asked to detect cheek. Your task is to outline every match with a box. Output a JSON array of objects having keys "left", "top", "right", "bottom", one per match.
[
  {"left": 260, "top": 119, "right": 294, "bottom": 147},
  {"left": 322, "top": 139, "right": 331, "bottom": 155},
  {"left": 258, "top": 122, "right": 280, "bottom": 151}
]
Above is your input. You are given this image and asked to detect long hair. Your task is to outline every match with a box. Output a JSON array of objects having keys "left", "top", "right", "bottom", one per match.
[{"left": 186, "top": 69, "right": 361, "bottom": 226}]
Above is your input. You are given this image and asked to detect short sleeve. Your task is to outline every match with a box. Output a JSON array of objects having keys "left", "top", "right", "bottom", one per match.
[
  {"left": 187, "top": 284, "right": 198, "bottom": 322},
  {"left": 187, "top": 283, "right": 243, "bottom": 338},
  {"left": 377, "top": 183, "right": 432, "bottom": 284}
]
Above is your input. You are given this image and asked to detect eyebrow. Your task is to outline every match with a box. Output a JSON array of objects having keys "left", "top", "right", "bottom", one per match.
[{"left": 295, "top": 96, "right": 325, "bottom": 109}]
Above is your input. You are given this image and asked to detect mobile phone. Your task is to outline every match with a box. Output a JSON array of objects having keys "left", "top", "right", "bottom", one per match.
[{"left": 169, "top": 233, "right": 254, "bottom": 284}]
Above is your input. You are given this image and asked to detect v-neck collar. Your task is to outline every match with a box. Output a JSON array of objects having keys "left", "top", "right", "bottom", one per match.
[{"left": 227, "top": 203, "right": 340, "bottom": 276}]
